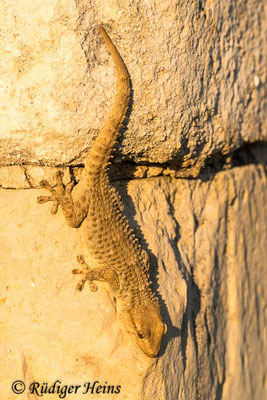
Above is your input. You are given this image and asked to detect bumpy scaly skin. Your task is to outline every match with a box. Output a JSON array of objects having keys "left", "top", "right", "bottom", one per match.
[{"left": 37, "top": 26, "right": 166, "bottom": 357}]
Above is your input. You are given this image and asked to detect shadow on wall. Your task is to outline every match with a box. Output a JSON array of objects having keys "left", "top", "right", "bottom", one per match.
[{"left": 115, "top": 179, "right": 201, "bottom": 361}]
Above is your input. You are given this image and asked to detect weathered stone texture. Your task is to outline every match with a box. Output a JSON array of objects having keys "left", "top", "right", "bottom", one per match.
[
  {"left": 0, "top": 165, "right": 265, "bottom": 399},
  {"left": 0, "top": 0, "right": 266, "bottom": 173}
]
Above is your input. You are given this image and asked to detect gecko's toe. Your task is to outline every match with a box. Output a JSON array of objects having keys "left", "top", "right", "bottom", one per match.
[
  {"left": 37, "top": 195, "right": 53, "bottom": 204},
  {"left": 77, "top": 279, "right": 86, "bottom": 291},
  {"left": 39, "top": 180, "right": 51, "bottom": 189},
  {"left": 89, "top": 282, "right": 98, "bottom": 292},
  {"left": 77, "top": 255, "right": 85, "bottom": 264},
  {"left": 37, "top": 195, "right": 59, "bottom": 214},
  {"left": 72, "top": 268, "right": 82, "bottom": 275},
  {"left": 55, "top": 170, "right": 64, "bottom": 187},
  {"left": 66, "top": 180, "right": 75, "bottom": 194},
  {"left": 56, "top": 170, "right": 64, "bottom": 178},
  {"left": 51, "top": 200, "right": 59, "bottom": 214}
]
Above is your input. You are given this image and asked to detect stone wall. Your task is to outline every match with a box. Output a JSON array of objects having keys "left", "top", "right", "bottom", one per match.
[{"left": 0, "top": 1, "right": 266, "bottom": 399}]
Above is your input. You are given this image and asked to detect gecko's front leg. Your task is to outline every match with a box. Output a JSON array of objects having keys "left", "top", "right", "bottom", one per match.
[{"left": 37, "top": 170, "right": 89, "bottom": 228}]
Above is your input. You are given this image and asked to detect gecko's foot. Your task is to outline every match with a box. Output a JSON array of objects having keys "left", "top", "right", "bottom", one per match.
[
  {"left": 37, "top": 170, "right": 75, "bottom": 214},
  {"left": 72, "top": 255, "right": 98, "bottom": 292}
]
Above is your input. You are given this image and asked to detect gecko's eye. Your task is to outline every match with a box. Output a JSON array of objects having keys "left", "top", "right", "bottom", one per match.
[
  {"left": 137, "top": 329, "right": 151, "bottom": 340},
  {"left": 137, "top": 331, "right": 145, "bottom": 339}
]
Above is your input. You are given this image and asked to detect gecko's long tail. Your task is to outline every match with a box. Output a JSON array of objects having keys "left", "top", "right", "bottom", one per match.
[{"left": 85, "top": 26, "right": 131, "bottom": 175}]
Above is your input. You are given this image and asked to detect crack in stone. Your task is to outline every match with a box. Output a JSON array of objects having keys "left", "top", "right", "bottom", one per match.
[{"left": 0, "top": 141, "right": 266, "bottom": 189}]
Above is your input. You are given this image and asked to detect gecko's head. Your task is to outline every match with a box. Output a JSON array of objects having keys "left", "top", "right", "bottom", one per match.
[{"left": 119, "top": 302, "right": 167, "bottom": 357}]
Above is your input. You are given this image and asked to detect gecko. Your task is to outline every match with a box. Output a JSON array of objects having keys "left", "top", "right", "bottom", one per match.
[{"left": 37, "top": 26, "right": 167, "bottom": 357}]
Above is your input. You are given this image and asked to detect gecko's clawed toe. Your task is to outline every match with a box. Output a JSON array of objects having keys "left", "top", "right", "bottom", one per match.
[
  {"left": 37, "top": 195, "right": 53, "bottom": 204},
  {"left": 72, "top": 268, "right": 82, "bottom": 275},
  {"left": 55, "top": 170, "right": 65, "bottom": 188},
  {"left": 56, "top": 170, "right": 64, "bottom": 179},
  {"left": 89, "top": 282, "right": 98, "bottom": 292},
  {"left": 37, "top": 195, "right": 59, "bottom": 214},
  {"left": 51, "top": 200, "right": 59, "bottom": 214},
  {"left": 77, "top": 255, "right": 86, "bottom": 264},
  {"left": 39, "top": 180, "right": 51, "bottom": 189},
  {"left": 77, "top": 279, "right": 86, "bottom": 291},
  {"left": 66, "top": 180, "right": 75, "bottom": 194}
]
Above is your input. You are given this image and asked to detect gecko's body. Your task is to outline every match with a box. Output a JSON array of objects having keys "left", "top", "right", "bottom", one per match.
[{"left": 37, "top": 27, "right": 166, "bottom": 357}]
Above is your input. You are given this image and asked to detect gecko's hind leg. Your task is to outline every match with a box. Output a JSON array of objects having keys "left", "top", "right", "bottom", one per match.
[
  {"left": 72, "top": 255, "right": 98, "bottom": 292},
  {"left": 72, "top": 255, "right": 120, "bottom": 293}
]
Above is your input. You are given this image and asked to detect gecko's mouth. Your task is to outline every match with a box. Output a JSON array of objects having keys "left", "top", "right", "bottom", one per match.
[
  {"left": 145, "top": 350, "right": 159, "bottom": 358},
  {"left": 137, "top": 340, "right": 161, "bottom": 358}
]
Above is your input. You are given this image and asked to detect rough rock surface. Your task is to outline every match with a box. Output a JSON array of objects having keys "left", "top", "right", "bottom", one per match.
[
  {"left": 0, "top": 164, "right": 266, "bottom": 399},
  {"left": 0, "top": 0, "right": 266, "bottom": 174}
]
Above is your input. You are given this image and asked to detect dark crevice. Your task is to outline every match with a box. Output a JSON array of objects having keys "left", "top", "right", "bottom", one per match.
[
  {"left": 203, "top": 141, "right": 267, "bottom": 173},
  {"left": 109, "top": 140, "right": 267, "bottom": 182}
]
